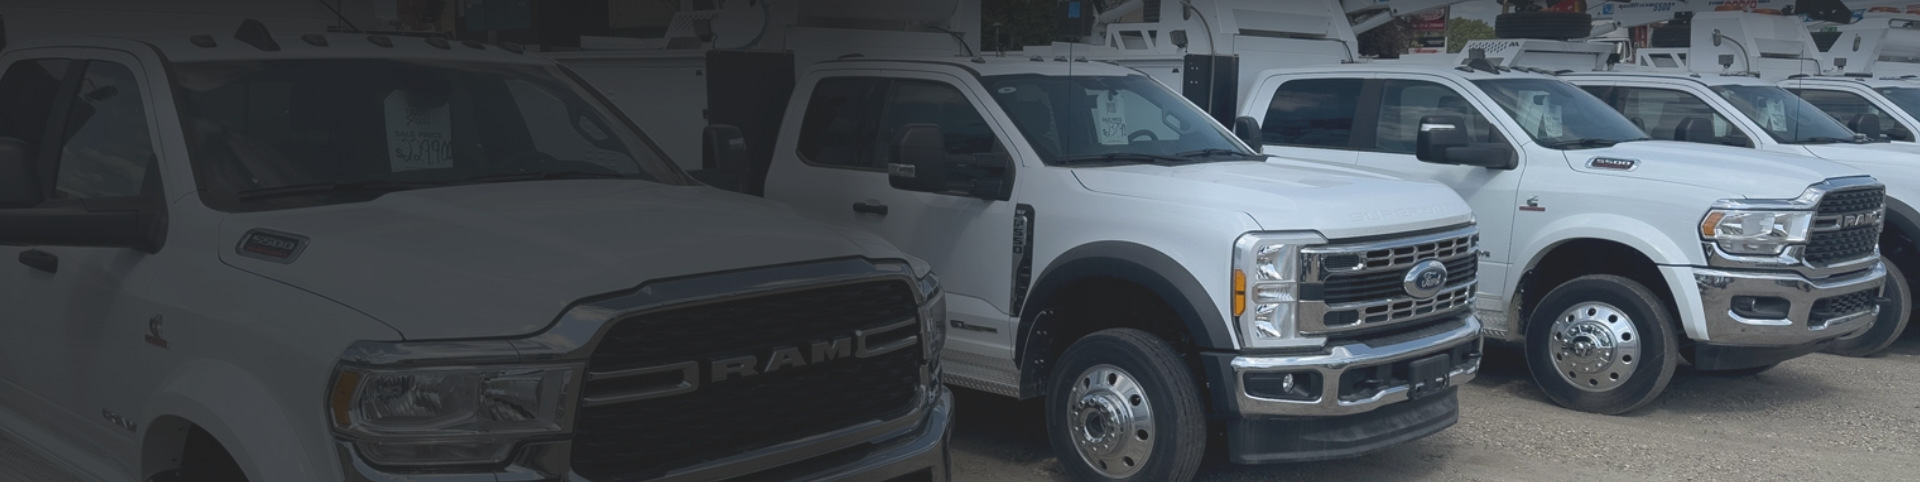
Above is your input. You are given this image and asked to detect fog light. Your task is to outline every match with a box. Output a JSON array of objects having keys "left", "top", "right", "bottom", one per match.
[
  {"left": 1732, "top": 296, "right": 1790, "bottom": 320},
  {"left": 1244, "top": 371, "right": 1319, "bottom": 401}
]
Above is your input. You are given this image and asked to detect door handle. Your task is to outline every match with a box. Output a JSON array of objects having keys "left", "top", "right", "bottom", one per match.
[
  {"left": 18, "top": 249, "right": 57, "bottom": 274},
  {"left": 852, "top": 201, "right": 890, "bottom": 216}
]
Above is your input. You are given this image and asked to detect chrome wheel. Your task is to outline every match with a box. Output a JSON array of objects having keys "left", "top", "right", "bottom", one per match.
[
  {"left": 1067, "top": 364, "right": 1154, "bottom": 478},
  {"left": 1549, "top": 302, "right": 1642, "bottom": 392}
]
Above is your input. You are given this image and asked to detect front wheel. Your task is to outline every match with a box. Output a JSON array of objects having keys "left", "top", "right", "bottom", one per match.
[
  {"left": 1525, "top": 275, "right": 1679, "bottom": 415},
  {"left": 1822, "top": 257, "right": 1911, "bottom": 357},
  {"left": 1046, "top": 329, "right": 1205, "bottom": 482}
]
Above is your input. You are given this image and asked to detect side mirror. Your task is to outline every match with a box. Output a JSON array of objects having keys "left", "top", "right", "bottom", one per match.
[
  {"left": 0, "top": 137, "right": 39, "bottom": 208},
  {"left": 889, "top": 124, "right": 949, "bottom": 193},
  {"left": 1887, "top": 125, "right": 1913, "bottom": 142},
  {"left": 1233, "top": 116, "right": 1262, "bottom": 148},
  {"left": 1417, "top": 115, "right": 1516, "bottom": 169},
  {"left": 695, "top": 124, "right": 752, "bottom": 193},
  {"left": 1848, "top": 113, "right": 1884, "bottom": 140}
]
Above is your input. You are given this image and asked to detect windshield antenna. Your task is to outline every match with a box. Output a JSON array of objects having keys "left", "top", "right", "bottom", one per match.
[{"left": 314, "top": 0, "right": 363, "bottom": 33}]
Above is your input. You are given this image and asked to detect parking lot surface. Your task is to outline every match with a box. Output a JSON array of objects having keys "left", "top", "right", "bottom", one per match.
[{"left": 954, "top": 334, "right": 1920, "bottom": 481}]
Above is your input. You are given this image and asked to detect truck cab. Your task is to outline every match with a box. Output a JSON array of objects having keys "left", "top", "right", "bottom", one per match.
[
  {"left": 750, "top": 55, "right": 1485, "bottom": 481},
  {"left": 0, "top": 29, "right": 951, "bottom": 482},
  {"left": 1242, "top": 63, "right": 1886, "bottom": 414}
]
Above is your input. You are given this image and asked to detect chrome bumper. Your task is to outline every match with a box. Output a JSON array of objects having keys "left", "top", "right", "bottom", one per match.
[
  {"left": 1223, "top": 314, "right": 1482, "bottom": 417},
  {"left": 1693, "top": 262, "right": 1884, "bottom": 346}
]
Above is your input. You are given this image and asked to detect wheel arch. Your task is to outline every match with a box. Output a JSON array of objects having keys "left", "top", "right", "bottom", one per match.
[
  {"left": 1013, "top": 241, "right": 1232, "bottom": 398},
  {"left": 1512, "top": 226, "right": 1688, "bottom": 340},
  {"left": 1880, "top": 195, "right": 1920, "bottom": 272},
  {"left": 139, "top": 359, "right": 332, "bottom": 482}
]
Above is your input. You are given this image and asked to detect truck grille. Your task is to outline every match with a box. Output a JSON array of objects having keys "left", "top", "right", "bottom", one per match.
[
  {"left": 1807, "top": 187, "right": 1884, "bottom": 265},
  {"left": 1300, "top": 226, "right": 1480, "bottom": 336},
  {"left": 570, "top": 280, "right": 924, "bottom": 481}
]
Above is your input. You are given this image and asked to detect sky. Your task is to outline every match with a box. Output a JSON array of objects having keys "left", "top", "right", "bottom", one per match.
[{"left": 1448, "top": 0, "right": 1501, "bottom": 24}]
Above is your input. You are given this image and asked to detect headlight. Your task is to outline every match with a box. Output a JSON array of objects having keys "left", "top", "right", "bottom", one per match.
[
  {"left": 1233, "top": 232, "right": 1324, "bottom": 349},
  {"left": 329, "top": 364, "right": 577, "bottom": 467},
  {"left": 1700, "top": 209, "right": 1812, "bottom": 256}
]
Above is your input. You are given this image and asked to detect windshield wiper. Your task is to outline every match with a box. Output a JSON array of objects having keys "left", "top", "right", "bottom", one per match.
[
  {"left": 1053, "top": 152, "right": 1195, "bottom": 167},
  {"left": 466, "top": 170, "right": 628, "bottom": 183},
  {"left": 1540, "top": 138, "right": 1647, "bottom": 149},
  {"left": 236, "top": 180, "right": 449, "bottom": 200},
  {"left": 1796, "top": 136, "right": 1864, "bottom": 145},
  {"left": 1175, "top": 148, "right": 1270, "bottom": 160}
]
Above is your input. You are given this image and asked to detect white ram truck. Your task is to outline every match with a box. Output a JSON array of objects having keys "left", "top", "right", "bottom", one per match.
[
  {"left": 718, "top": 55, "right": 1488, "bottom": 482},
  {"left": 1241, "top": 64, "right": 1888, "bottom": 415},
  {"left": 0, "top": 26, "right": 952, "bottom": 482}
]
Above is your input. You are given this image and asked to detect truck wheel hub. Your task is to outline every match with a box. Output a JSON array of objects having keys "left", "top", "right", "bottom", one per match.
[
  {"left": 1067, "top": 364, "right": 1153, "bottom": 477},
  {"left": 1548, "top": 302, "right": 1642, "bottom": 392}
]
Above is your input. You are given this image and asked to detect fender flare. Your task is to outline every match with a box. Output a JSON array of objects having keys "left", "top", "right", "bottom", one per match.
[
  {"left": 140, "top": 359, "right": 331, "bottom": 482},
  {"left": 1511, "top": 213, "right": 1704, "bottom": 338},
  {"left": 1013, "top": 242, "right": 1232, "bottom": 395}
]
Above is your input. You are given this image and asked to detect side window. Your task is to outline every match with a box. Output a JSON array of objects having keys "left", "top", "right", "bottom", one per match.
[
  {"left": 796, "top": 77, "right": 883, "bottom": 169},
  {"left": 52, "top": 61, "right": 156, "bottom": 200},
  {"left": 872, "top": 79, "right": 1000, "bottom": 163},
  {"left": 0, "top": 59, "right": 71, "bottom": 159},
  {"left": 1262, "top": 78, "right": 1361, "bottom": 148},
  {"left": 1615, "top": 87, "right": 1737, "bottom": 142},
  {"left": 1375, "top": 80, "right": 1500, "bottom": 154},
  {"left": 1792, "top": 89, "right": 1891, "bottom": 126}
]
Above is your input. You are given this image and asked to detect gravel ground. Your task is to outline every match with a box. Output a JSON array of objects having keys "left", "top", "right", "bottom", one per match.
[{"left": 953, "top": 333, "right": 1920, "bottom": 482}]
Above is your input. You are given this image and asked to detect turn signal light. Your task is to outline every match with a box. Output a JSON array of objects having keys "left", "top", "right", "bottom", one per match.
[{"left": 1232, "top": 269, "right": 1247, "bottom": 316}]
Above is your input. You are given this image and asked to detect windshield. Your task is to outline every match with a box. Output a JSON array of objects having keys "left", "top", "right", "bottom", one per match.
[
  {"left": 1712, "top": 85, "right": 1859, "bottom": 144},
  {"left": 1875, "top": 87, "right": 1920, "bottom": 121},
  {"left": 1471, "top": 79, "right": 1649, "bottom": 148},
  {"left": 175, "top": 59, "right": 688, "bottom": 211},
  {"left": 980, "top": 74, "right": 1258, "bottom": 165}
]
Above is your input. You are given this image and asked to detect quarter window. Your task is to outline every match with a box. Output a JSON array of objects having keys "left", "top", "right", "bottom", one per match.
[{"left": 1262, "top": 78, "right": 1362, "bottom": 148}]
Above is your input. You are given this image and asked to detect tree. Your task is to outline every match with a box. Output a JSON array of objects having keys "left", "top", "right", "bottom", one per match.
[
  {"left": 982, "top": 0, "right": 1059, "bottom": 52},
  {"left": 1446, "top": 18, "right": 1496, "bottom": 53},
  {"left": 1356, "top": 17, "right": 1416, "bottom": 59}
]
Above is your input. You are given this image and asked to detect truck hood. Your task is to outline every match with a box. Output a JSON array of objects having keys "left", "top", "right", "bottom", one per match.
[
  {"left": 1800, "top": 142, "right": 1920, "bottom": 169},
  {"left": 217, "top": 181, "right": 914, "bottom": 340},
  {"left": 1070, "top": 159, "right": 1474, "bottom": 239},
  {"left": 1561, "top": 141, "right": 1869, "bottom": 199}
]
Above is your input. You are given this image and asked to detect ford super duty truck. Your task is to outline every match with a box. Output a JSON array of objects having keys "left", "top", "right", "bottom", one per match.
[
  {"left": 0, "top": 25, "right": 951, "bottom": 482},
  {"left": 708, "top": 55, "right": 1488, "bottom": 482}
]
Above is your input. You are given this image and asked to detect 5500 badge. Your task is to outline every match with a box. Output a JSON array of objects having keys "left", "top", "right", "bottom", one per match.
[{"left": 236, "top": 229, "right": 309, "bottom": 264}]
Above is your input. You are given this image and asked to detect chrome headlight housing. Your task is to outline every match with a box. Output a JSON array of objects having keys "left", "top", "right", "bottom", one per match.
[
  {"left": 1232, "top": 231, "right": 1326, "bottom": 349},
  {"left": 1700, "top": 209, "right": 1813, "bottom": 256},
  {"left": 329, "top": 362, "right": 579, "bottom": 467}
]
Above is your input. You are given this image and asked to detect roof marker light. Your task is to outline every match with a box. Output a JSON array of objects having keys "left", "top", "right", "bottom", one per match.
[
  {"left": 367, "top": 35, "right": 393, "bottom": 48},
  {"left": 301, "top": 34, "right": 328, "bottom": 47},
  {"left": 190, "top": 35, "right": 217, "bottom": 48},
  {"left": 425, "top": 37, "right": 450, "bottom": 50},
  {"left": 233, "top": 19, "right": 280, "bottom": 52}
]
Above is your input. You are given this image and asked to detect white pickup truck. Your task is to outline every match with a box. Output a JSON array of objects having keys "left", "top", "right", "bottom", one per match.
[
  {"left": 1558, "top": 71, "right": 1918, "bottom": 356},
  {"left": 702, "top": 55, "right": 1488, "bottom": 481},
  {"left": 1241, "top": 64, "right": 1887, "bottom": 414},
  {"left": 0, "top": 27, "right": 952, "bottom": 482}
]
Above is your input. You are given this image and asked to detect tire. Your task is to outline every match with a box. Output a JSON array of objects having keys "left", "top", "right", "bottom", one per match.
[
  {"left": 1696, "top": 363, "right": 1778, "bottom": 377},
  {"left": 1823, "top": 258, "right": 1911, "bottom": 357},
  {"left": 1648, "top": 23, "right": 1691, "bottom": 48},
  {"left": 1494, "top": 12, "right": 1594, "bottom": 41},
  {"left": 1524, "top": 275, "right": 1679, "bottom": 415},
  {"left": 1045, "top": 328, "right": 1205, "bottom": 482}
]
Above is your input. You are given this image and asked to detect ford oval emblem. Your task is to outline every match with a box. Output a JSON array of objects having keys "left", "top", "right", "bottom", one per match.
[{"left": 1403, "top": 259, "right": 1449, "bottom": 299}]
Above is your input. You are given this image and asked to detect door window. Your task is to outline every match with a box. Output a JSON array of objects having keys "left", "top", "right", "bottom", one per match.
[
  {"left": 1612, "top": 87, "right": 1739, "bottom": 142},
  {"left": 1792, "top": 89, "right": 1894, "bottom": 126},
  {"left": 871, "top": 79, "right": 1001, "bottom": 164},
  {"left": 796, "top": 77, "right": 884, "bottom": 169},
  {"left": 0, "top": 59, "right": 71, "bottom": 160},
  {"left": 52, "top": 61, "right": 157, "bottom": 200},
  {"left": 1375, "top": 80, "right": 1501, "bottom": 154},
  {"left": 1262, "top": 78, "right": 1362, "bottom": 148}
]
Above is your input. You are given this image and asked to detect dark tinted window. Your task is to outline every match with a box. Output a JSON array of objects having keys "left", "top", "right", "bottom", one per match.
[
  {"left": 1613, "top": 87, "right": 1738, "bottom": 142},
  {"left": 872, "top": 79, "right": 999, "bottom": 163},
  {"left": 1793, "top": 89, "right": 1893, "bottom": 126},
  {"left": 796, "top": 77, "right": 883, "bottom": 169},
  {"left": 1262, "top": 78, "right": 1362, "bottom": 148},
  {"left": 1376, "top": 80, "right": 1500, "bottom": 154},
  {"left": 982, "top": 74, "right": 1250, "bottom": 164},
  {"left": 53, "top": 61, "right": 156, "bottom": 200},
  {"left": 0, "top": 59, "right": 71, "bottom": 171}
]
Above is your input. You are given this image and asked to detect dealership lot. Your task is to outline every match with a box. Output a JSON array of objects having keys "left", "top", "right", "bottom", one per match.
[{"left": 953, "top": 335, "right": 1920, "bottom": 481}]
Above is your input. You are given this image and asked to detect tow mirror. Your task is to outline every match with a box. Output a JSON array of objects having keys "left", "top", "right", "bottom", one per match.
[
  {"left": 1417, "top": 115, "right": 1516, "bottom": 169},
  {"left": 1848, "top": 113, "right": 1884, "bottom": 140},
  {"left": 0, "top": 137, "right": 38, "bottom": 208},
  {"left": 695, "top": 124, "right": 752, "bottom": 193},
  {"left": 1233, "top": 116, "right": 1262, "bottom": 148},
  {"left": 889, "top": 124, "right": 949, "bottom": 193}
]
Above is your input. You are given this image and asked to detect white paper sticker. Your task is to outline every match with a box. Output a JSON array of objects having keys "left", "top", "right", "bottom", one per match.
[
  {"left": 384, "top": 91, "right": 453, "bottom": 172},
  {"left": 1094, "top": 91, "right": 1128, "bottom": 145},
  {"left": 1542, "top": 103, "right": 1565, "bottom": 137},
  {"left": 1764, "top": 100, "right": 1787, "bottom": 131}
]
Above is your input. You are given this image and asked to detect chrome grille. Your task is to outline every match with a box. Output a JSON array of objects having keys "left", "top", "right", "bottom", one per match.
[
  {"left": 1300, "top": 226, "right": 1480, "bottom": 336},
  {"left": 1807, "top": 187, "right": 1885, "bottom": 265}
]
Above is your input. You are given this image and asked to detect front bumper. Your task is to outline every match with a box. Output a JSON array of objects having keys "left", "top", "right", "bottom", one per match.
[
  {"left": 1202, "top": 314, "right": 1481, "bottom": 463},
  {"left": 1693, "top": 262, "right": 1883, "bottom": 347},
  {"left": 337, "top": 386, "right": 955, "bottom": 482}
]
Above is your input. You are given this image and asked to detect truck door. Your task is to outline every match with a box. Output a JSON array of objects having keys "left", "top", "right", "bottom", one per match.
[
  {"left": 0, "top": 51, "right": 172, "bottom": 472},
  {"left": 769, "top": 72, "right": 1023, "bottom": 356}
]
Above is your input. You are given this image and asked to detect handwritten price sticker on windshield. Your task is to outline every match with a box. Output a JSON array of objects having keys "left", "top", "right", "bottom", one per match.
[
  {"left": 384, "top": 91, "right": 454, "bottom": 172},
  {"left": 1095, "top": 91, "right": 1129, "bottom": 145}
]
